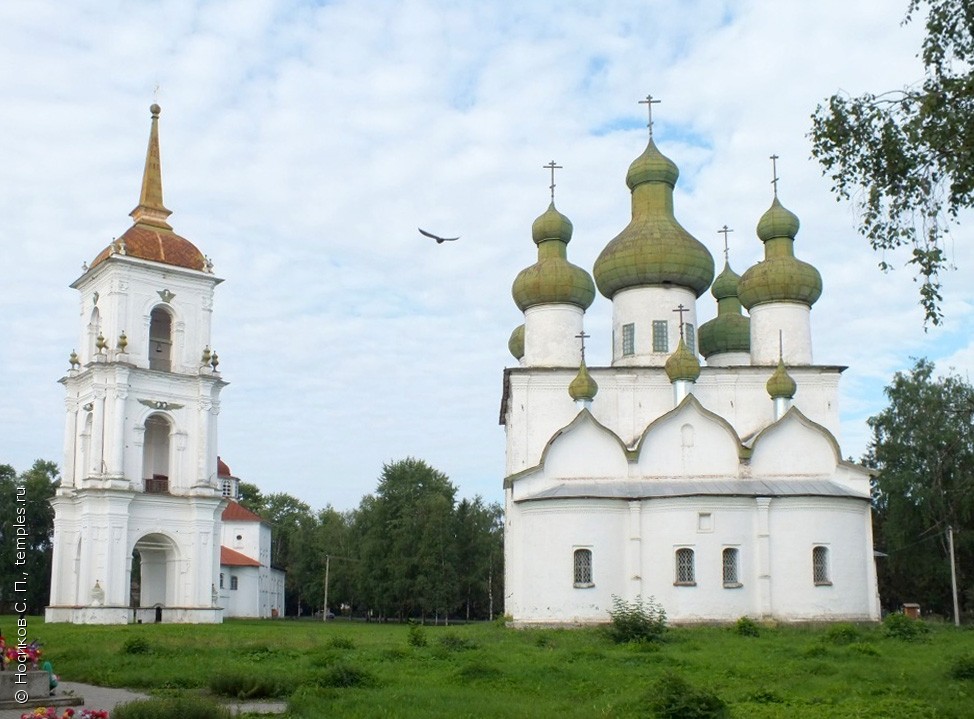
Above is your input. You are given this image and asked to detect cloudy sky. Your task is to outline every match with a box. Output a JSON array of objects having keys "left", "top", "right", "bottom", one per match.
[{"left": 1, "top": 0, "right": 971, "bottom": 512}]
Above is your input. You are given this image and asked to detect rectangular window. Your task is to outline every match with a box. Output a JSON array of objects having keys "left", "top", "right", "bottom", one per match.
[
  {"left": 685, "top": 323, "right": 696, "bottom": 355},
  {"left": 652, "top": 320, "right": 668, "bottom": 353},
  {"left": 722, "top": 548, "right": 741, "bottom": 587},
  {"left": 675, "top": 548, "right": 695, "bottom": 585},
  {"left": 230, "top": 575, "right": 239, "bottom": 591},
  {"left": 219, "top": 573, "right": 224, "bottom": 589},
  {"left": 813, "top": 546, "right": 831, "bottom": 585},
  {"left": 622, "top": 324, "right": 635, "bottom": 356},
  {"left": 573, "top": 548, "right": 593, "bottom": 587}
]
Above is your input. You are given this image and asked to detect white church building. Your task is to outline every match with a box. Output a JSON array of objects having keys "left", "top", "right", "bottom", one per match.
[
  {"left": 502, "top": 109, "right": 881, "bottom": 625},
  {"left": 46, "top": 105, "right": 230, "bottom": 624}
]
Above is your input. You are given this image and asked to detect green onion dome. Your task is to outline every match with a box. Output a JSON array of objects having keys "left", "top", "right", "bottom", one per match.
[
  {"left": 738, "top": 197, "right": 823, "bottom": 309},
  {"left": 698, "top": 262, "right": 750, "bottom": 358},
  {"left": 664, "top": 337, "right": 701, "bottom": 383},
  {"left": 593, "top": 139, "right": 714, "bottom": 299},
  {"left": 512, "top": 202, "right": 596, "bottom": 311},
  {"left": 766, "top": 358, "right": 797, "bottom": 399},
  {"left": 568, "top": 360, "right": 598, "bottom": 402},
  {"left": 508, "top": 324, "right": 525, "bottom": 360}
]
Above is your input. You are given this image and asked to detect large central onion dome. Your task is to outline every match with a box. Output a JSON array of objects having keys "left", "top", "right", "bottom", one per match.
[
  {"left": 593, "top": 138, "right": 714, "bottom": 299},
  {"left": 738, "top": 197, "right": 822, "bottom": 309},
  {"left": 512, "top": 203, "right": 596, "bottom": 311}
]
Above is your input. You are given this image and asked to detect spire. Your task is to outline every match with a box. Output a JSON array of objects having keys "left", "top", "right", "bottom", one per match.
[{"left": 130, "top": 104, "right": 173, "bottom": 230}]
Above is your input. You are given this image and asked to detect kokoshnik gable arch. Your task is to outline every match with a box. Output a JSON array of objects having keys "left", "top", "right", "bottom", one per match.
[
  {"left": 47, "top": 105, "right": 228, "bottom": 624},
  {"left": 501, "top": 102, "right": 879, "bottom": 625}
]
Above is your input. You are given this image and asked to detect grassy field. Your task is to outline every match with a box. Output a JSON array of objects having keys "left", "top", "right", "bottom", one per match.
[{"left": 5, "top": 615, "right": 973, "bottom": 718}]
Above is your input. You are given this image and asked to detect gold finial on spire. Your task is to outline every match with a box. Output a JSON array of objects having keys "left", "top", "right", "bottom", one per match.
[
  {"left": 130, "top": 104, "right": 173, "bottom": 230},
  {"left": 638, "top": 94, "right": 661, "bottom": 139}
]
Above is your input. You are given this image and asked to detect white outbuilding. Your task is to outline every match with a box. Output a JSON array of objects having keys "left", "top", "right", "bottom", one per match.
[{"left": 502, "top": 114, "right": 881, "bottom": 625}]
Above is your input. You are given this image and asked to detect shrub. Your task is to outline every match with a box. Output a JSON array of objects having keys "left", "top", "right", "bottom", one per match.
[
  {"left": 120, "top": 636, "right": 152, "bottom": 655},
  {"left": 314, "top": 662, "right": 378, "bottom": 688},
  {"left": 849, "top": 641, "right": 880, "bottom": 656},
  {"left": 436, "top": 633, "right": 478, "bottom": 652},
  {"left": 328, "top": 635, "right": 355, "bottom": 650},
  {"left": 209, "top": 670, "right": 284, "bottom": 699},
  {"left": 734, "top": 616, "right": 760, "bottom": 638},
  {"left": 825, "top": 622, "right": 860, "bottom": 645},
  {"left": 407, "top": 622, "right": 428, "bottom": 648},
  {"left": 113, "top": 697, "right": 232, "bottom": 719},
  {"left": 607, "top": 595, "right": 668, "bottom": 644},
  {"left": 948, "top": 653, "right": 974, "bottom": 680},
  {"left": 647, "top": 673, "right": 729, "bottom": 719},
  {"left": 883, "top": 612, "right": 931, "bottom": 641}
]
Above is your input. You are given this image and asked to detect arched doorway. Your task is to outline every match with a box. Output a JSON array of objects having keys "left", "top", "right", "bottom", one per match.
[
  {"left": 142, "top": 414, "right": 171, "bottom": 493},
  {"left": 130, "top": 533, "right": 178, "bottom": 622},
  {"left": 148, "top": 306, "right": 173, "bottom": 371}
]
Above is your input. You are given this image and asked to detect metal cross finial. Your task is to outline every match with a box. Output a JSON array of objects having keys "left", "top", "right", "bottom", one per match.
[
  {"left": 770, "top": 154, "right": 780, "bottom": 197},
  {"left": 575, "top": 330, "right": 590, "bottom": 362},
  {"left": 638, "top": 94, "right": 661, "bottom": 139},
  {"left": 672, "top": 304, "right": 689, "bottom": 340},
  {"left": 718, "top": 225, "right": 734, "bottom": 263},
  {"left": 544, "top": 160, "right": 563, "bottom": 202}
]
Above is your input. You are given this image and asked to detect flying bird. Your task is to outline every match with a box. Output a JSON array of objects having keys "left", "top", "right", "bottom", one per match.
[{"left": 419, "top": 227, "right": 460, "bottom": 243}]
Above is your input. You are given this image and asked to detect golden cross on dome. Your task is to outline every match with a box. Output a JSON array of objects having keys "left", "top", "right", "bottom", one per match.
[
  {"left": 575, "top": 330, "right": 590, "bottom": 362},
  {"left": 544, "top": 160, "right": 563, "bottom": 201},
  {"left": 770, "top": 154, "right": 780, "bottom": 197},
  {"left": 639, "top": 94, "right": 661, "bottom": 138},
  {"left": 672, "top": 304, "right": 689, "bottom": 340},
  {"left": 718, "top": 225, "right": 733, "bottom": 263}
]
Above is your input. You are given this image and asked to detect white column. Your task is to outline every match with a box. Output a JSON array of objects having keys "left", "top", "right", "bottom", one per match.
[{"left": 755, "top": 497, "right": 772, "bottom": 618}]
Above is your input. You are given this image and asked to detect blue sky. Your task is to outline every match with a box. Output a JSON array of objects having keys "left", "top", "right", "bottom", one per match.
[{"left": 1, "top": 0, "right": 970, "bottom": 511}]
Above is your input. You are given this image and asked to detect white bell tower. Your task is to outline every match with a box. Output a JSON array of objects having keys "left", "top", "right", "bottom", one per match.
[{"left": 47, "top": 105, "right": 228, "bottom": 624}]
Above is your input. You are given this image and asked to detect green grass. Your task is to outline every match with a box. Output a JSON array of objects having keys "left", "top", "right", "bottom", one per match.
[{"left": 7, "top": 616, "right": 974, "bottom": 718}]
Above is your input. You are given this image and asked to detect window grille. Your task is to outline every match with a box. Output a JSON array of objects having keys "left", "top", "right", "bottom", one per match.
[
  {"left": 685, "top": 323, "right": 696, "bottom": 354},
  {"left": 675, "top": 548, "right": 695, "bottom": 584},
  {"left": 652, "top": 320, "right": 668, "bottom": 353},
  {"left": 722, "top": 548, "right": 740, "bottom": 586},
  {"left": 622, "top": 324, "right": 635, "bottom": 356},
  {"left": 230, "top": 576, "right": 239, "bottom": 591},
  {"left": 574, "top": 548, "right": 593, "bottom": 586},
  {"left": 813, "top": 546, "right": 830, "bottom": 584}
]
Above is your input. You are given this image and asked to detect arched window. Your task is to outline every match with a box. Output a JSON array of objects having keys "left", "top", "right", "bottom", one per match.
[
  {"left": 675, "top": 548, "right": 695, "bottom": 585},
  {"left": 722, "top": 547, "right": 741, "bottom": 587},
  {"left": 88, "top": 307, "right": 101, "bottom": 359},
  {"left": 142, "top": 414, "right": 171, "bottom": 493},
  {"left": 812, "top": 546, "right": 831, "bottom": 585},
  {"left": 573, "top": 548, "right": 593, "bottom": 587},
  {"left": 149, "top": 307, "right": 173, "bottom": 371}
]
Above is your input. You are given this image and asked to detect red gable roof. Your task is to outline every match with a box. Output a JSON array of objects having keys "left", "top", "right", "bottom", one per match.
[
  {"left": 222, "top": 500, "right": 264, "bottom": 522},
  {"left": 221, "top": 545, "right": 260, "bottom": 567}
]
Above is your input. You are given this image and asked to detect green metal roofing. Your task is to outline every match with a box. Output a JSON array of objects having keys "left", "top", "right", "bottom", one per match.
[
  {"left": 512, "top": 202, "right": 595, "bottom": 311},
  {"left": 766, "top": 357, "right": 797, "bottom": 399},
  {"left": 699, "top": 261, "right": 751, "bottom": 358},
  {"left": 593, "top": 139, "right": 714, "bottom": 299},
  {"left": 738, "top": 197, "right": 822, "bottom": 309},
  {"left": 568, "top": 360, "right": 598, "bottom": 401},
  {"left": 508, "top": 324, "right": 525, "bottom": 360},
  {"left": 664, "top": 337, "right": 701, "bottom": 382}
]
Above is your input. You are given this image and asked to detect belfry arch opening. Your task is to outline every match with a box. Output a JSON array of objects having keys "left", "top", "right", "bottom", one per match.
[
  {"left": 149, "top": 306, "right": 173, "bottom": 371},
  {"left": 142, "top": 414, "right": 171, "bottom": 493},
  {"left": 130, "top": 533, "right": 178, "bottom": 622}
]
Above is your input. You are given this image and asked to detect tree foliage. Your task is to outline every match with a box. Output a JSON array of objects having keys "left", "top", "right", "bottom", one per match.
[
  {"left": 810, "top": 0, "right": 974, "bottom": 325},
  {"left": 865, "top": 359, "right": 974, "bottom": 617}
]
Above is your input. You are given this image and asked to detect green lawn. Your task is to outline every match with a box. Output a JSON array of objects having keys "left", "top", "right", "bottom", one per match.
[{"left": 6, "top": 616, "right": 973, "bottom": 718}]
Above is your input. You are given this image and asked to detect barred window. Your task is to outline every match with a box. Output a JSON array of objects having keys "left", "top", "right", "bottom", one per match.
[
  {"left": 685, "top": 323, "right": 696, "bottom": 355},
  {"left": 622, "top": 324, "right": 635, "bottom": 356},
  {"left": 813, "top": 546, "right": 831, "bottom": 585},
  {"left": 722, "top": 548, "right": 740, "bottom": 586},
  {"left": 675, "top": 548, "right": 695, "bottom": 585},
  {"left": 574, "top": 548, "right": 593, "bottom": 587},
  {"left": 221, "top": 478, "right": 234, "bottom": 497},
  {"left": 230, "top": 575, "right": 239, "bottom": 591},
  {"left": 652, "top": 320, "right": 668, "bottom": 353},
  {"left": 219, "top": 572, "right": 224, "bottom": 589}
]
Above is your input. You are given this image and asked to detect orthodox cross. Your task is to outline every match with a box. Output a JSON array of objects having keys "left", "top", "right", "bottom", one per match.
[
  {"left": 575, "top": 330, "right": 590, "bottom": 362},
  {"left": 770, "top": 154, "right": 780, "bottom": 197},
  {"left": 672, "top": 304, "right": 689, "bottom": 340},
  {"left": 544, "top": 160, "right": 563, "bottom": 202},
  {"left": 718, "top": 225, "right": 733, "bottom": 263},
  {"left": 638, "top": 94, "right": 661, "bottom": 138}
]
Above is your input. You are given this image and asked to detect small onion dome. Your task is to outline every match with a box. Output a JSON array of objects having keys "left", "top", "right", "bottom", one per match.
[
  {"left": 738, "top": 197, "right": 822, "bottom": 309},
  {"left": 593, "top": 139, "right": 714, "bottom": 300},
  {"left": 512, "top": 203, "right": 596, "bottom": 311},
  {"left": 508, "top": 324, "right": 525, "bottom": 360},
  {"left": 568, "top": 360, "right": 598, "bottom": 402},
  {"left": 664, "top": 337, "right": 701, "bottom": 383},
  {"left": 766, "top": 358, "right": 797, "bottom": 399},
  {"left": 698, "top": 262, "right": 750, "bottom": 358}
]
